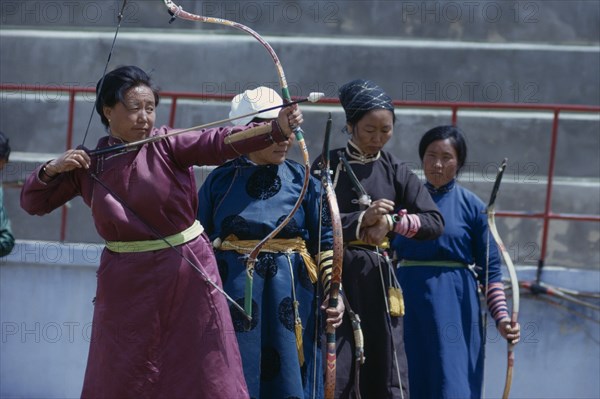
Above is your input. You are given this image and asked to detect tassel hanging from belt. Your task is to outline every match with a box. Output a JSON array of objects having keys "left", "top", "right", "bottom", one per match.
[
  {"left": 216, "top": 235, "right": 311, "bottom": 366},
  {"left": 388, "top": 286, "right": 405, "bottom": 317},
  {"left": 286, "top": 254, "right": 305, "bottom": 366},
  {"left": 384, "top": 251, "right": 405, "bottom": 317}
]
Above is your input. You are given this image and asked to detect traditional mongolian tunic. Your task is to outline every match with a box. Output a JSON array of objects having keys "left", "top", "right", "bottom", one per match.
[
  {"left": 392, "top": 179, "right": 507, "bottom": 399},
  {"left": 20, "top": 124, "right": 284, "bottom": 398},
  {"left": 198, "top": 157, "right": 333, "bottom": 399},
  {"left": 311, "top": 142, "right": 444, "bottom": 399}
]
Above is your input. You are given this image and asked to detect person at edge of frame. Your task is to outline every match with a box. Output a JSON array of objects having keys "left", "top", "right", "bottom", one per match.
[{"left": 392, "top": 125, "right": 521, "bottom": 399}]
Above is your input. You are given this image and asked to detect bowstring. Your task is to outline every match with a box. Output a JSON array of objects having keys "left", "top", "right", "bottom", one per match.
[{"left": 81, "top": 0, "right": 128, "bottom": 148}]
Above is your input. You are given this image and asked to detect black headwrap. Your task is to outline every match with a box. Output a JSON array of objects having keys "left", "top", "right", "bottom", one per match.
[{"left": 338, "top": 79, "right": 395, "bottom": 125}]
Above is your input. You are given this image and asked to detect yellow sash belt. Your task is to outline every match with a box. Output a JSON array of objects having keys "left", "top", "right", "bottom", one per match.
[
  {"left": 105, "top": 221, "right": 203, "bottom": 253},
  {"left": 216, "top": 234, "right": 318, "bottom": 283}
]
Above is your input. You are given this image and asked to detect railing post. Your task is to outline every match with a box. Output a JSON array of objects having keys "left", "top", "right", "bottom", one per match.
[
  {"left": 538, "top": 109, "right": 561, "bottom": 279},
  {"left": 169, "top": 96, "right": 178, "bottom": 127},
  {"left": 451, "top": 106, "right": 458, "bottom": 125}
]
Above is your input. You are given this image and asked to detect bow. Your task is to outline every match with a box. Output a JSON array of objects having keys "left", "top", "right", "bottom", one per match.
[
  {"left": 334, "top": 148, "right": 369, "bottom": 396},
  {"left": 485, "top": 158, "right": 520, "bottom": 399},
  {"left": 162, "top": 1, "right": 312, "bottom": 320},
  {"left": 315, "top": 114, "right": 344, "bottom": 398}
]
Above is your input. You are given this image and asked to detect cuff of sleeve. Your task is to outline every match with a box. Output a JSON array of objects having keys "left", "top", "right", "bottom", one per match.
[
  {"left": 270, "top": 120, "right": 289, "bottom": 143},
  {"left": 494, "top": 313, "right": 511, "bottom": 326},
  {"left": 385, "top": 214, "right": 394, "bottom": 231},
  {"left": 37, "top": 162, "right": 60, "bottom": 185},
  {"left": 393, "top": 210, "right": 421, "bottom": 238}
]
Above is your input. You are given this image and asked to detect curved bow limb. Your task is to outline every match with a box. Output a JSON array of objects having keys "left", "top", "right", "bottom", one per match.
[
  {"left": 161, "top": 0, "right": 312, "bottom": 320},
  {"left": 316, "top": 114, "right": 344, "bottom": 399},
  {"left": 485, "top": 158, "right": 520, "bottom": 399}
]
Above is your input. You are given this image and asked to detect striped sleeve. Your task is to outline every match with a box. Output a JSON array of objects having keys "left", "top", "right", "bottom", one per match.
[{"left": 487, "top": 281, "right": 510, "bottom": 324}]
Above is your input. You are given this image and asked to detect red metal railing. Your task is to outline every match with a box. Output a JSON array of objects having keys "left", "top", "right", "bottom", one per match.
[{"left": 2, "top": 84, "right": 599, "bottom": 270}]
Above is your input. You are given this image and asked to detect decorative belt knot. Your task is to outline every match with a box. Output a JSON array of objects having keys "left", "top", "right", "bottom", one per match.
[
  {"left": 215, "top": 234, "right": 317, "bottom": 283},
  {"left": 105, "top": 220, "right": 203, "bottom": 253}
]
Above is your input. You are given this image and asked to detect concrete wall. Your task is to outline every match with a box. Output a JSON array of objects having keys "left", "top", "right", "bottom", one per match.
[
  {"left": 2, "top": 30, "right": 599, "bottom": 105},
  {"left": 1, "top": 242, "right": 98, "bottom": 398},
  {"left": 1, "top": 242, "right": 599, "bottom": 398}
]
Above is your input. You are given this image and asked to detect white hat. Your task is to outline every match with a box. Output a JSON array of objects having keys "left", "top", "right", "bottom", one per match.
[{"left": 229, "top": 87, "right": 283, "bottom": 126}]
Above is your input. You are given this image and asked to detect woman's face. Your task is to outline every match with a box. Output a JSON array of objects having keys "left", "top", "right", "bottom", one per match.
[
  {"left": 349, "top": 109, "right": 394, "bottom": 155},
  {"left": 423, "top": 138, "right": 459, "bottom": 188},
  {"left": 248, "top": 135, "right": 292, "bottom": 165},
  {"left": 103, "top": 85, "right": 156, "bottom": 143}
]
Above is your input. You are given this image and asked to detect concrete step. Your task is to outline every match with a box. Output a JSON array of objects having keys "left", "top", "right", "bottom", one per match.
[
  {"left": 1, "top": 1, "right": 598, "bottom": 44},
  {"left": 2, "top": 94, "right": 598, "bottom": 178},
  {"left": 1, "top": 29, "right": 599, "bottom": 106}
]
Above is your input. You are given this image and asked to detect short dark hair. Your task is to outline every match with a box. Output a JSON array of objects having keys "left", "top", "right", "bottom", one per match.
[
  {"left": 418, "top": 125, "right": 467, "bottom": 172},
  {"left": 0, "top": 131, "right": 10, "bottom": 161},
  {"left": 95, "top": 65, "right": 160, "bottom": 128}
]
